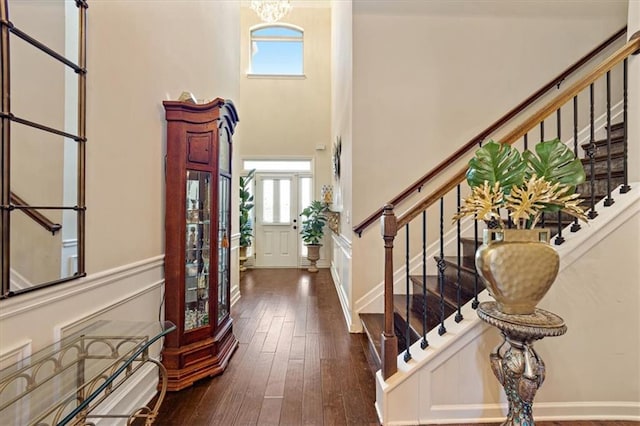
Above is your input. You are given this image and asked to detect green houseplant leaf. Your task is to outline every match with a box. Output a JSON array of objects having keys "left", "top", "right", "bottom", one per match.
[
  {"left": 239, "top": 169, "right": 256, "bottom": 247},
  {"left": 523, "top": 138, "right": 586, "bottom": 188},
  {"left": 300, "top": 200, "right": 328, "bottom": 245},
  {"left": 456, "top": 138, "right": 587, "bottom": 228},
  {"left": 466, "top": 140, "right": 527, "bottom": 196}
]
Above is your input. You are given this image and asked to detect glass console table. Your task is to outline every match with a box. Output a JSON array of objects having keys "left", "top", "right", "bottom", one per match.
[{"left": 0, "top": 320, "right": 175, "bottom": 425}]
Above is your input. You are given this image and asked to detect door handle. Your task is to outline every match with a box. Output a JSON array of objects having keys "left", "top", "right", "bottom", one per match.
[{"left": 293, "top": 226, "right": 297, "bottom": 230}]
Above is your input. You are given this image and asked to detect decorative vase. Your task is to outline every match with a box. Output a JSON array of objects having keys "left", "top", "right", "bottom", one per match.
[
  {"left": 239, "top": 246, "right": 248, "bottom": 272},
  {"left": 306, "top": 244, "right": 321, "bottom": 273},
  {"left": 475, "top": 229, "right": 559, "bottom": 315}
]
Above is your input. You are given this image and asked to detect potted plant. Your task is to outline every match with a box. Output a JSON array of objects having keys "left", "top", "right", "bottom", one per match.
[
  {"left": 453, "top": 138, "right": 587, "bottom": 314},
  {"left": 239, "top": 169, "right": 255, "bottom": 271},
  {"left": 300, "top": 200, "right": 328, "bottom": 272}
]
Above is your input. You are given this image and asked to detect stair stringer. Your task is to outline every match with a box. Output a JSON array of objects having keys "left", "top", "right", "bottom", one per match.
[{"left": 376, "top": 184, "right": 640, "bottom": 425}]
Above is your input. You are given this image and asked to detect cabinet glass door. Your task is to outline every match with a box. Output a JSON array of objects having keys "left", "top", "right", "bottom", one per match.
[
  {"left": 185, "top": 170, "right": 211, "bottom": 331},
  {"left": 218, "top": 175, "right": 230, "bottom": 324}
]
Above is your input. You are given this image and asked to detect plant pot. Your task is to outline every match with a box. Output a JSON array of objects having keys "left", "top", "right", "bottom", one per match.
[
  {"left": 239, "top": 246, "right": 249, "bottom": 272},
  {"left": 475, "top": 229, "right": 559, "bottom": 315},
  {"left": 306, "top": 244, "right": 321, "bottom": 273}
]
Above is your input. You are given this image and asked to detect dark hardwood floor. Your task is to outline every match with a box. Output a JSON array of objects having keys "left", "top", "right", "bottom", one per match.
[
  {"left": 154, "top": 268, "right": 379, "bottom": 426},
  {"left": 153, "top": 268, "right": 638, "bottom": 426}
]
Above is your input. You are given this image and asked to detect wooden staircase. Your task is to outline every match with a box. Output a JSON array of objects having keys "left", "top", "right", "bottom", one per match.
[{"left": 360, "top": 121, "right": 627, "bottom": 371}]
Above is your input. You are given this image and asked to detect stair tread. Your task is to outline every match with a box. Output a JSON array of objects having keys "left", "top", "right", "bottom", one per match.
[
  {"left": 580, "top": 134, "right": 625, "bottom": 149},
  {"left": 410, "top": 274, "right": 474, "bottom": 307},
  {"left": 359, "top": 313, "right": 383, "bottom": 368},
  {"left": 393, "top": 294, "right": 456, "bottom": 337},
  {"left": 440, "top": 256, "right": 477, "bottom": 272}
]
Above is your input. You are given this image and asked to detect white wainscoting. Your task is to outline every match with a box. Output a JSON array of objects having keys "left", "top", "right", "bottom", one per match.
[
  {"left": 376, "top": 187, "right": 640, "bottom": 425},
  {"left": 330, "top": 232, "right": 358, "bottom": 331},
  {"left": 0, "top": 255, "right": 166, "bottom": 426}
]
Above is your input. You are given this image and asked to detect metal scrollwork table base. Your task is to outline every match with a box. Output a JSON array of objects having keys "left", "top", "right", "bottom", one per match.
[{"left": 477, "top": 302, "right": 567, "bottom": 426}]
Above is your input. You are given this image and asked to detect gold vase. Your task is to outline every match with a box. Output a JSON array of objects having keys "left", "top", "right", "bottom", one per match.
[{"left": 475, "top": 229, "right": 559, "bottom": 315}]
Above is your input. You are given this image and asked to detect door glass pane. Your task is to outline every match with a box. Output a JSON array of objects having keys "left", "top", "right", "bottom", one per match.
[
  {"left": 262, "top": 179, "right": 274, "bottom": 224},
  {"left": 279, "top": 179, "right": 291, "bottom": 223},
  {"left": 185, "top": 170, "right": 211, "bottom": 331},
  {"left": 218, "top": 176, "right": 230, "bottom": 324}
]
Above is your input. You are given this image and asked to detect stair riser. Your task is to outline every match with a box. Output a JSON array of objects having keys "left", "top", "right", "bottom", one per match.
[
  {"left": 577, "top": 176, "right": 626, "bottom": 199},
  {"left": 581, "top": 156, "right": 625, "bottom": 176},
  {"left": 582, "top": 140, "right": 625, "bottom": 157},
  {"left": 442, "top": 261, "right": 482, "bottom": 296},
  {"left": 606, "top": 124, "right": 625, "bottom": 139}
]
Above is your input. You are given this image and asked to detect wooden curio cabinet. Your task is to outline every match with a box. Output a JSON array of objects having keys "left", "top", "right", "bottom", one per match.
[{"left": 162, "top": 98, "right": 239, "bottom": 391}]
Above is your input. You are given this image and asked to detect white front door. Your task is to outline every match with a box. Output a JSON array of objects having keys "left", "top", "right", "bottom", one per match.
[{"left": 254, "top": 174, "right": 299, "bottom": 267}]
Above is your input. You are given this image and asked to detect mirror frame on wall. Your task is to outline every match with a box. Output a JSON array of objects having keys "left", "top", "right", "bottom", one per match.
[{"left": 0, "top": 0, "right": 87, "bottom": 298}]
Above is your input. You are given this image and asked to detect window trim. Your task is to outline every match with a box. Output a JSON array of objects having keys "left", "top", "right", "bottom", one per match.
[{"left": 248, "top": 23, "right": 305, "bottom": 77}]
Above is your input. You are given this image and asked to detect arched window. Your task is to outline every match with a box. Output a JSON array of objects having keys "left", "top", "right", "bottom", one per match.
[{"left": 250, "top": 24, "right": 303, "bottom": 76}]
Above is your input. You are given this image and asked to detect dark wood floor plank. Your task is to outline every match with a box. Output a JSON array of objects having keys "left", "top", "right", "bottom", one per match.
[
  {"left": 321, "top": 358, "right": 348, "bottom": 425},
  {"left": 302, "top": 332, "right": 323, "bottom": 425},
  {"left": 319, "top": 332, "right": 337, "bottom": 359},
  {"left": 206, "top": 332, "right": 267, "bottom": 425},
  {"left": 257, "top": 397, "right": 284, "bottom": 426},
  {"left": 265, "top": 321, "right": 295, "bottom": 398},
  {"left": 289, "top": 335, "right": 306, "bottom": 360},
  {"left": 234, "top": 351, "right": 276, "bottom": 425},
  {"left": 280, "top": 358, "right": 304, "bottom": 425},
  {"left": 293, "top": 301, "right": 308, "bottom": 337},
  {"left": 188, "top": 342, "right": 249, "bottom": 425},
  {"left": 263, "top": 315, "right": 285, "bottom": 353}
]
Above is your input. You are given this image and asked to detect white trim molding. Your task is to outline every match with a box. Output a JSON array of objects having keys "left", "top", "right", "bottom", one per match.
[
  {"left": 375, "top": 185, "right": 640, "bottom": 425},
  {"left": 330, "top": 232, "right": 358, "bottom": 332}
]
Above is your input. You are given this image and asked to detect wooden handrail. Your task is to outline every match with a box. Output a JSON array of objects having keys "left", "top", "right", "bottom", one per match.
[
  {"left": 397, "top": 35, "right": 640, "bottom": 228},
  {"left": 353, "top": 26, "right": 628, "bottom": 236},
  {"left": 10, "top": 192, "right": 62, "bottom": 235}
]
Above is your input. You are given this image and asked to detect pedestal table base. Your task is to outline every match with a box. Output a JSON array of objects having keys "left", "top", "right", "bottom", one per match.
[{"left": 477, "top": 302, "right": 567, "bottom": 426}]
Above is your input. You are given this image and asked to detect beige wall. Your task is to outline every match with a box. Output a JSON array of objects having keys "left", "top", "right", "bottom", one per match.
[
  {"left": 349, "top": 1, "right": 629, "bottom": 309},
  {"left": 238, "top": 5, "right": 332, "bottom": 204},
  {"left": 2, "top": 0, "right": 240, "bottom": 355},
  {"left": 331, "top": 0, "right": 353, "bottom": 236},
  {"left": 87, "top": 1, "right": 240, "bottom": 273}
]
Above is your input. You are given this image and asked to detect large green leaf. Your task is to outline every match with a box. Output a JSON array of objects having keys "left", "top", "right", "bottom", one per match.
[
  {"left": 466, "top": 140, "right": 526, "bottom": 195},
  {"left": 300, "top": 200, "right": 328, "bottom": 245},
  {"left": 522, "top": 138, "right": 586, "bottom": 188}
]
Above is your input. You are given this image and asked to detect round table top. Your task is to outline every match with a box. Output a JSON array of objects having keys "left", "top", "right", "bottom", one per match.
[{"left": 477, "top": 301, "right": 567, "bottom": 339}]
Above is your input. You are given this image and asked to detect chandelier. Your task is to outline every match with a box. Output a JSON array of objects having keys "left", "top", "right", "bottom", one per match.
[{"left": 250, "top": 1, "right": 293, "bottom": 24}]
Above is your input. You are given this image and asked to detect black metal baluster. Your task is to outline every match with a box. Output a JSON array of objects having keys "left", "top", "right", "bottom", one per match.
[
  {"left": 437, "top": 198, "right": 446, "bottom": 335},
  {"left": 455, "top": 185, "right": 463, "bottom": 323},
  {"left": 571, "top": 95, "right": 581, "bottom": 232},
  {"left": 604, "top": 71, "right": 614, "bottom": 207},
  {"left": 421, "top": 211, "right": 428, "bottom": 349},
  {"left": 472, "top": 214, "right": 479, "bottom": 309},
  {"left": 540, "top": 122, "right": 546, "bottom": 228},
  {"left": 524, "top": 133, "right": 528, "bottom": 151},
  {"left": 555, "top": 108, "right": 565, "bottom": 245},
  {"left": 404, "top": 223, "right": 411, "bottom": 362},
  {"left": 621, "top": 58, "right": 630, "bottom": 194},
  {"left": 588, "top": 83, "right": 598, "bottom": 219}
]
